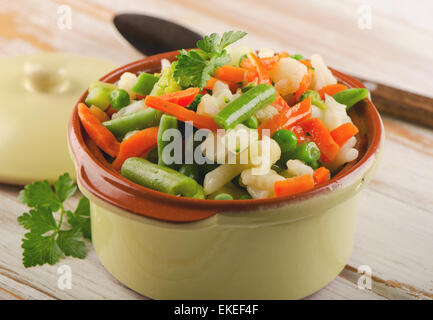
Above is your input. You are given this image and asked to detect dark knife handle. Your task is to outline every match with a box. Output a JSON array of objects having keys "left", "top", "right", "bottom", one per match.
[{"left": 354, "top": 76, "right": 433, "bottom": 128}]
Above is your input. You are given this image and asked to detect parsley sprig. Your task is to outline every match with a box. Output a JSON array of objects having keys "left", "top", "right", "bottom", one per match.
[
  {"left": 17, "top": 173, "right": 91, "bottom": 268},
  {"left": 174, "top": 30, "right": 247, "bottom": 89}
]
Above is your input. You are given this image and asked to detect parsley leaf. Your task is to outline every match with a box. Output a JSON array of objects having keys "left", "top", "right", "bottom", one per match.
[
  {"left": 67, "top": 196, "right": 91, "bottom": 240},
  {"left": 54, "top": 173, "right": 77, "bottom": 202},
  {"left": 18, "top": 180, "right": 60, "bottom": 211},
  {"left": 174, "top": 31, "right": 247, "bottom": 88},
  {"left": 17, "top": 173, "right": 91, "bottom": 268},
  {"left": 57, "top": 228, "right": 86, "bottom": 259},
  {"left": 22, "top": 232, "right": 62, "bottom": 268}
]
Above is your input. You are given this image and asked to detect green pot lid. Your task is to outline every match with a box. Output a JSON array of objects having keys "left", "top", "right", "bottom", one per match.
[{"left": 0, "top": 53, "right": 117, "bottom": 185}]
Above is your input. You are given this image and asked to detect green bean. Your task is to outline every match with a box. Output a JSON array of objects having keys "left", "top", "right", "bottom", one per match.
[
  {"left": 109, "top": 89, "right": 130, "bottom": 111},
  {"left": 291, "top": 142, "right": 321, "bottom": 165},
  {"left": 299, "top": 90, "right": 327, "bottom": 110},
  {"left": 85, "top": 87, "right": 111, "bottom": 110},
  {"left": 131, "top": 72, "right": 159, "bottom": 95},
  {"left": 272, "top": 129, "right": 297, "bottom": 153},
  {"left": 243, "top": 115, "right": 259, "bottom": 129},
  {"left": 89, "top": 81, "right": 117, "bottom": 92},
  {"left": 103, "top": 108, "right": 161, "bottom": 139},
  {"left": 186, "top": 93, "right": 203, "bottom": 112},
  {"left": 179, "top": 164, "right": 200, "bottom": 181},
  {"left": 214, "top": 84, "right": 276, "bottom": 129},
  {"left": 121, "top": 157, "right": 204, "bottom": 198},
  {"left": 215, "top": 193, "right": 233, "bottom": 200},
  {"left": 332, "top": 88, "right": 368, "bottom": 109},
  {"left": 291, "top": 54, "right": 305, "bottom": 61},
  {"left": 157, "top": 114, "right": 178, "bottom": 168}
]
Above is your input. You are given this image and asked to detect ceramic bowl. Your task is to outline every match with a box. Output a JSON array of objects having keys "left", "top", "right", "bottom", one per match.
[{"left": 68, "top": 51, "right": 384, "bottom": 299}]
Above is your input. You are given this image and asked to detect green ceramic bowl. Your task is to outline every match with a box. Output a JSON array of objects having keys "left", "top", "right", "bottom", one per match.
[{"left": 68, "top": 51, "right": 384, "bottom": 299}]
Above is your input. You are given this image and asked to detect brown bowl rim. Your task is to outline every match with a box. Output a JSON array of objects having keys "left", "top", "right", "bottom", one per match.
[{"left": 68, "top": 50, "right": 383, "bottom": 223}]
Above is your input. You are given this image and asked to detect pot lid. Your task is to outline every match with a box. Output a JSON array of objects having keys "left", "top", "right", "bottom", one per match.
[{"left": 0, "top": 53, "right": 117, "bottom": 185}]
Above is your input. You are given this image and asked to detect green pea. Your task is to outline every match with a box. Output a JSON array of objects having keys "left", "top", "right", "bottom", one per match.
[
  {"left": 332, "top": 88, "right": 369, "bottom": 109},
  {"left": 243, "top": 115, "right": 259, "bottom": 129},
  {"left": 292, "top": 142, "right": 321, "bottom": 164},
  {"left": 215, "top": 193, "right": 233, "bottom": 200},
  {"left": 300, "top": 90, "right": 327, "bottom": 110},
  {"left": 239, "top": 194, "right": 252, "bottom": 200},
  {"left": 272, "top": 129, "right": 298, "bottom": 153},
  {"left": 109, "top": 89, "right": 130, "bottom": 111}
]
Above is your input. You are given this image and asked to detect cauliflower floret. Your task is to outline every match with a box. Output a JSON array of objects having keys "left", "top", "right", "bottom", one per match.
[
  {"left": 111, "top": 100, "right": 145, "bottom": 119},
  {"left": 323, "top": 94, "right": 352, "bottom": 130},
  {"left": 118, "top": 72, "right": 138, "bottom": 97},
  {"left": 258, "top": 48, "right": 275, "bottom": 58},
  {"left": 311, "top": 105, "right": 324, "bottom": 121},
  {"left": 241, "top": 168, "right": 285, "bottom": 199},
  {"left": 196, "top": 94, "right": 219, "bottom": 117},
  {"left": 255, "top": 105, "right": 279, "bottom": 122},
  {"left": 326, "top": 137, "right": 358, "bottom": 171},
  {"left": 160, "top": 58, "right": 171, "bottom": 71},
  {"left": 310, "top": 54, "right": 337, "bottom": 90},
  {"left": 203, "top": 137, "right": 280, "bottom": 195},
  {"left": 284, "top": 159, "right": 314, "bottom": 177},
  {"left": 197, "top": 81, "right": 236, "bottom": 117},
  {"left": 228, "top": 45, "right": 253, "bottom": 66},
  {"left": 223, "top": 124, "right": 259, "bottom": 156},
  {"left": 269, "top": 57, "right": 307, "bottom": 96}
]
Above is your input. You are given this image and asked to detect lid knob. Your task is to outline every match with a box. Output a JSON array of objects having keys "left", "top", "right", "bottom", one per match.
[{"left": 24, "top": 62, "right": 70, "bottom": 93}]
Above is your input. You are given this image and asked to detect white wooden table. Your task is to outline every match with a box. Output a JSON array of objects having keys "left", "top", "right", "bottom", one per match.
[{"left": 0, "top": 0, "right": 432, "bottom": 300}]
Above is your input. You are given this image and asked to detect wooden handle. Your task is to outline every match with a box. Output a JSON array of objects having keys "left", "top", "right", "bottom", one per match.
[{"left": 353, "top": 76, "right": 433, "bottom": 128}]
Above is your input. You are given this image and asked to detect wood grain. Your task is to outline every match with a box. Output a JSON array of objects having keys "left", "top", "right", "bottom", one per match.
[
  {"left": 357, "top": 77, "right": 433, "bottom": 128},
  {"left": 0, "top": 0, "right": 432, "bottom": 300}
]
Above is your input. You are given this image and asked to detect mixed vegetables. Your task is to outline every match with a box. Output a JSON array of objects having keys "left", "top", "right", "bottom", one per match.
[{"left": 77, "top": 31, "right": 368, "bottom": 200}]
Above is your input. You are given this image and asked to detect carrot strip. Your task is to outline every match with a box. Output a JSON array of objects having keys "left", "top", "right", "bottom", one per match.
[
  {"left": 302, "top": 118, "right": 340, "bottom": 162},
  {"left": 247, "top": 52, "right": 272, "bottom": 85},
  {"left": 160, "top": 87, "right": 200, "bottom": 107},
  {"left": 318, "top": 84, "right": 349, "bottom": 99},
  {"left": 289, "top": 124, "right": 309, "bottom": 143},
  {"left": 274, "top": 174, "right": 315, "bottom": 197},
  {"left": 144, "top": 96, "right": 219, "bottom": 131},
  {"left": 241, "top": 51, "right": 289, "bottom": 71},
  {"left": 313, "top": 167, "right": 330, "bottom": 185},
  {"left": 294, "top": 68, "right": 314, "bottom": 101},
  {"left": 112, "top": 127, "right": 159, "bottom": 170},
  {"left": 89, "top": 105, "right": 110, "bottom": 122},
  {"left": 330, "top": 122, "right": 359, "bottom": 146},
  {"left": 77, "top": 103, "right": 120, "bottom": 157},
  {"left": 258, "top": 97, "right": 312, "bottom": 137},
  {"left": 204, "top": 77, "right": 240, "bottom": 92},
  {"left": 215, "top": 65, "right": 255, "bottom": 83}
]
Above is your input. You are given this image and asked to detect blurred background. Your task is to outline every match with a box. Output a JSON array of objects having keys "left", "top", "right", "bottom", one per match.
[
  {"left": 1, "top": 0, "right": 432, "bottom": 95},
  {"left": 0, "top": 0, "right": 432, "bottom": 300}
]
